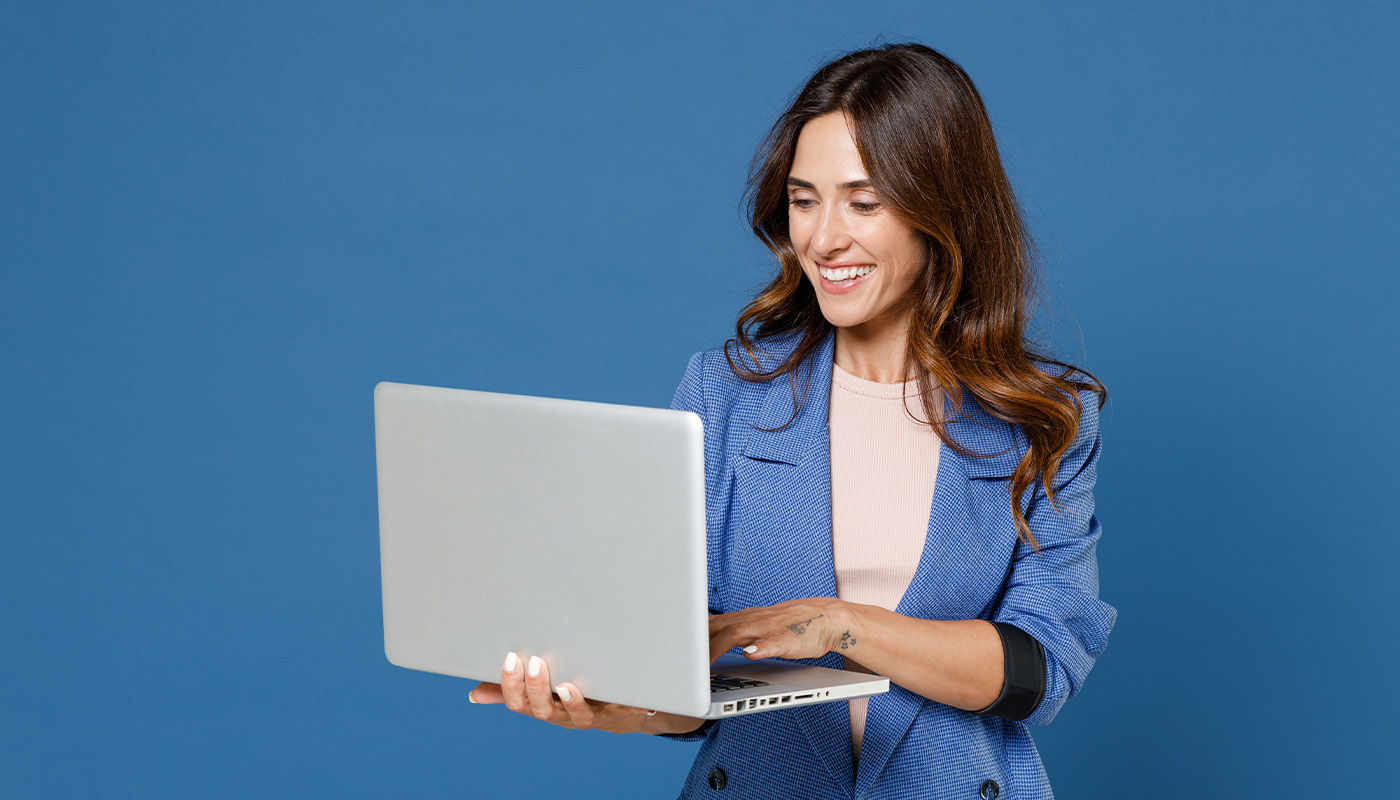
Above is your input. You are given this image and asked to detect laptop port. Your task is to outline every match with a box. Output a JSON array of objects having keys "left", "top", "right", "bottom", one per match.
[
  {"left": 781, "top": 695, "right": 791, "bottom": 703},
  {"left": 793, "top": 693, "right": 813, "bottom": 700},
  {"left": 723, "top": 703, "right": 733, "bottom": 712}
]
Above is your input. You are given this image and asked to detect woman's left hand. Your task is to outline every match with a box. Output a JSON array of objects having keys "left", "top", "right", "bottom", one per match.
[
  {"left": 468, "top": 651, "right": 708, "bottom": 736},
  {"left": 708, "top": 598, "right": 863, "bottom": 663}
]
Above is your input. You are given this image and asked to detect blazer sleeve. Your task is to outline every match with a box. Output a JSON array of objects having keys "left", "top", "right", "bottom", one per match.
[
  {"left": 657, "top": 351, "right": 721, "bottom": 743},
  {"left": 991, "top": 388, "right": 1116, "bottom": 726},
  {"left": 671, "top": 351, "right": 707, "bottom": 416}
]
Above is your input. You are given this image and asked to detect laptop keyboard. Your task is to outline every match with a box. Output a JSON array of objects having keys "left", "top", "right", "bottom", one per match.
[{"left": 710, "top": 673, "right": 771, "bottom": 692}]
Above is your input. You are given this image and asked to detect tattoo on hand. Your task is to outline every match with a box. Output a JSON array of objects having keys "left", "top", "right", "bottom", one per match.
[
  {"left": 787, "top": 614, "right": 825, "bottom": 636},
  {"left": 839, "top": 631, "right": 857, "bottom": 650}
]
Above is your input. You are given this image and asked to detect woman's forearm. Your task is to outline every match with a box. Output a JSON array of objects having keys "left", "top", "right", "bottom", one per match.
[{"left": 832, "top": 602, "right": 1004, "bottom": 712}]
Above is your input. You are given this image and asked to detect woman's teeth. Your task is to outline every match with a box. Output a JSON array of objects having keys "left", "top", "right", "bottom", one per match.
[{"left": 819, "top": 265, "right": 875, "bottom": 283}]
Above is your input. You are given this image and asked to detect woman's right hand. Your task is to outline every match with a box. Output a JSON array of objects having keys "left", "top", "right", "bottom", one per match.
[{"left": 468, "top": 651, "right": 707, "bottom": 736}]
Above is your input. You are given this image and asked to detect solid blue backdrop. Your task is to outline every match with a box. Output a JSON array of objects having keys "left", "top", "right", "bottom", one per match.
[{"left": 3, "top": 1, "right": 1396, "bottom": 797}]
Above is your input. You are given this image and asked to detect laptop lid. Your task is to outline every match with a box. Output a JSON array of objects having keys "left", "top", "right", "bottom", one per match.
[{"left": 374, "top": 382, "right": 713, "bottom": 717}]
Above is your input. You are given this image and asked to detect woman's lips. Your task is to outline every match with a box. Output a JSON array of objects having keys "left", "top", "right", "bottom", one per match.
[{"left": 818, "top": 264, "right": 875, "bottom": 294}]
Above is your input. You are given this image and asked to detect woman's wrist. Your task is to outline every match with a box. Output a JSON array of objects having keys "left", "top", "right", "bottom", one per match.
[{"left": 825, "top": 599, "right": 870, "bottom": 657}]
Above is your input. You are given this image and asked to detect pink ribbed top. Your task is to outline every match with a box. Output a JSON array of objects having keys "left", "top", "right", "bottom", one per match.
[{"left": 828, "top": 363, "right": 941, "bottom": 761}]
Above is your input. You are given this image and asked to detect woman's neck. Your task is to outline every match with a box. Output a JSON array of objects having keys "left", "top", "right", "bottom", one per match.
[{"left": 833, "top": 323, "right": 911, "bottom": 384}]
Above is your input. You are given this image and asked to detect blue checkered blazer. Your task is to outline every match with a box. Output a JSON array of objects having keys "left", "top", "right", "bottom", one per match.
[{"left": 666, "top": 332, "right": 1115, "bottom": 800}]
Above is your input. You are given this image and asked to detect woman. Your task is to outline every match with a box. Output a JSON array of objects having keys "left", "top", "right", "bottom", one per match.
[{"left": 472, "top": 43, "right": 1113, "bottom": 799}]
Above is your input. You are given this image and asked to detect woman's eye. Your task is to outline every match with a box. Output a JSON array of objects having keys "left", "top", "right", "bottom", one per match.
[
  {"left": 852, "top": 201, "right": 881, "bottom": 213},
  {"left": 788, "top": 197, "right": 817, "bottom": 209}
]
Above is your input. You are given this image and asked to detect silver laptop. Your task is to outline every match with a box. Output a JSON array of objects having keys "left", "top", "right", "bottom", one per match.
[{"left": 374, "top": 381, "right": 888, "bottom": 719}]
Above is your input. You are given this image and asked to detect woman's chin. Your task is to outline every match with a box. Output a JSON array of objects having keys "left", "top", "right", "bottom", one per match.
[
  {"left": 814, "top": 297, "right": 865, "bottom": 327},
  {"left": 816, "top": 311, "right": 869, "bottom": 330},
  {"left": 815, "top": 303, "right": 910, "bottom": 339}
]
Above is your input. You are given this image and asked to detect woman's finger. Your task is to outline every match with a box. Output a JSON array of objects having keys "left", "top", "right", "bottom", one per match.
[
  {"left": 469, "top": 681, "right": 504, "bottom": 704},
  {"left": 523, "top": 656, "right": 559, "bottom": 721},
  {"left": 709, "top": 617, "right": 769, "bottom": 662},
  {"left": 555, "top": 682, "right": 596, "bottom": 729},
  {"left": 741, "top": 628, "right": 804, "bottom": 659},
  {"left": 708, "top": 609, "right": 756, "bottom": 639},
  {"left": 500, "top": 651, "right": 528, "bottom": 713}
]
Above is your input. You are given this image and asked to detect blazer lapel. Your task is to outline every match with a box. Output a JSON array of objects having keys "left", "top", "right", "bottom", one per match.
[
  {"left": 897, "top": 393, "right": 1023, "bottom": 620},
  {"left": 733, "top": 333, "right": 838, "bottom": 608},
  {"left": 730, "top": 333, "right": 855, "bottom": 794},
  {"left": 854, "top": 391, "right": 1024, "bottom": 796}
]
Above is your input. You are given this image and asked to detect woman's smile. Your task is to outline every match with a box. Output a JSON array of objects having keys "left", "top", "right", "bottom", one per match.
[{"left": 817, "top": 263, "right": 876, "bottom": 292}]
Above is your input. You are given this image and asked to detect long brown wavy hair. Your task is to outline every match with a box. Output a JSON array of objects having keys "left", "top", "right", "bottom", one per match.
[{"left": 730, "top": 43, "right": 1105, "bottom": 549}]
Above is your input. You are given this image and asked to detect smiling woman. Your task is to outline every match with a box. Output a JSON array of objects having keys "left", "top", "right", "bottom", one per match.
[
  {"left": 471, "top": 42, "right": 1114, "bottom": 800},
  {"left": 735, "top": 43, "right": 1104, "bottom": 548}
]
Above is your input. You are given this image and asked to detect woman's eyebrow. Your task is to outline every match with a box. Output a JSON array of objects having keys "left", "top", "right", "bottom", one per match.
[{"left": 785, "top": 177, "right": 873, "bottom": 190}]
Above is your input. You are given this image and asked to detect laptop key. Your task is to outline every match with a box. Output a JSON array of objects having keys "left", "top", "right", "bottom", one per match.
[{"left": 710, "top": 673, "right": 771, "bottom": 692}]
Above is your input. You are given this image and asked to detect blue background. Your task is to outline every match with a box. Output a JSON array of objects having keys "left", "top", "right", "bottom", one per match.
[{"left": 4, "top": 1, "right": 1397, "bottom": 797}]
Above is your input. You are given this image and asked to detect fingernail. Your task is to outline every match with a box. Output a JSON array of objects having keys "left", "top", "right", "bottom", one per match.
[
  {"left": 528, "top": 656, "right": 542, "bottom": 677},
  {"left": 504, "top": 652, "right": 519, "bottom": 672},
  {"left": 468, "top": 691, "right": 478, "bottom": 704},
  {"left": 556, "top": 684, "right": 572, "bottom": 703},
  {"left": 743, "top": 645, "right": 758, "bottom": 654}
]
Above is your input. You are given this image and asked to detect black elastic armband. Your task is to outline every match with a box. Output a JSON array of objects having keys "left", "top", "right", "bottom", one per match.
[
  {"left": 974, "top": 622, "right": 1046, "bottom": 722},
  {"left": 657, "top": 719, "right": 718, "bottom": 742}
]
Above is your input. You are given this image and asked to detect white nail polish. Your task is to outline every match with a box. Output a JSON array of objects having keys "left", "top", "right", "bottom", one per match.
[
  {"left": 504, "top": 652, "right": 518, "bottom": 672},
  {"left": 528, "top": 656, "right": 542, "bottom": 677},
  {"left": 743, "top": 645, "right": 758, "bottom": 654},
  {"left": 468, "top": 691, "right": 478, "bottom": 704},
  {"left": 556, "top": 684, "right": 572, "bottom": 703}
]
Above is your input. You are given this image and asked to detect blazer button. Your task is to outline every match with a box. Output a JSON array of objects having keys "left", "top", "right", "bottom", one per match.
[
  {"left": 707, "top": 767, "right": 727, "bottom": 790},
  {"left": 979, "top": 779, "right": 1000, "bottom": 799}
]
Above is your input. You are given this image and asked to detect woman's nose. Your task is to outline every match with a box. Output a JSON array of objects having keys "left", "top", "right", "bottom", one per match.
[{"left": 811, "top": 207, "right": 852, "bottom": 256}]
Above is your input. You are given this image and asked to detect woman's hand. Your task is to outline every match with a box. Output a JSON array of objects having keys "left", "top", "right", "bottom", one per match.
[
  {"left": 468, "top": 652, "right": 707, "bottom": 736},
  {"left": 708, "top": 598, "right": 861, "bottom": 663}
]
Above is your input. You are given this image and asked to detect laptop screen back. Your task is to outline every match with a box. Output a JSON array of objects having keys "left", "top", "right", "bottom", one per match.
[{"left": 374, "top": 382, "right": 711, "bottom": 716}]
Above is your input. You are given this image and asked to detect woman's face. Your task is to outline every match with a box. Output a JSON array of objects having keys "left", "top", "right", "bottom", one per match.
[{"left": 786, "top": 112, "right": 925, "bottom": 339}]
